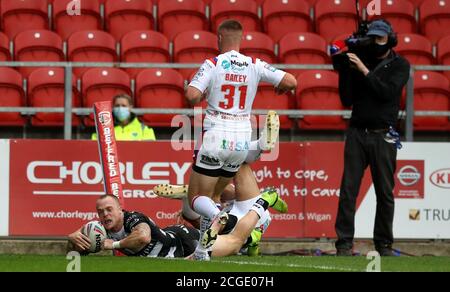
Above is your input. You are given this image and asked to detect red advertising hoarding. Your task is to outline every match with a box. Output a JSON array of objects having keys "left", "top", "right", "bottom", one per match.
[{"left": 8, "top": 140, "right": 376, "bottom": 238}]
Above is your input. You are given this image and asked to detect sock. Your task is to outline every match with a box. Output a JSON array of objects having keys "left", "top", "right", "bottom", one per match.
[
  {"left": 191, "top": 196, "right": 221, "bottom": 220},
  {"left": 250, "top": 198, "right": 269, "bottom": 218},
  {"left": 257, "top": 210, "right": 271, "bottom": 232},
  {"left": 182, "top": 197, "right": 201, "bottom": 221}
]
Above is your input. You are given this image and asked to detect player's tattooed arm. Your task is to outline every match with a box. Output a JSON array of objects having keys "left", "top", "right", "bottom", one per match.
[{"left": 107, "top": 223, "right": 152, "bottom": 253}]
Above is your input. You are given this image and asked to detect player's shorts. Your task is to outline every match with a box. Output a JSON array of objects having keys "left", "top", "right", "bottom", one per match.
[
  {"left": 163, "top": 225, "right": 200, "bottom": 257},
  {"left": 193, "top": 129, "right": 251, "bottom": 178}
]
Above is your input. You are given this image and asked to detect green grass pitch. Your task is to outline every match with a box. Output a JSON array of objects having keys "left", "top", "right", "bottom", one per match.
[{"left": 1, "top": 255, "right": 450, "bottom": 272}]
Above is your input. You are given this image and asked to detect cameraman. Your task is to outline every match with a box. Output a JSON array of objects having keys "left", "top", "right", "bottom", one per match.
[{"left": 333, "top": 20, "right": 410, "bottom": 256}]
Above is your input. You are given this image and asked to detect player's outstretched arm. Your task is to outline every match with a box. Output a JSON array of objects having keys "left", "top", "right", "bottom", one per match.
[
  {"left": 67, "top": 227, "right": 91, "bottom": 253},
  {"left": 185, "top": 86, "right": 204, "bottom": 106},
  {"left": 275, "top": 73, "right": 297, "bottom": 95},
  {"left": 103, "top": 223, "right": 151, "bottom": 253}
]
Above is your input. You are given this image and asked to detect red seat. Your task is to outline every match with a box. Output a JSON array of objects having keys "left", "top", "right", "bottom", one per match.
[
  {"left": 366, "top": 0, "right": 417, "bottom": 33},
  {"left": 395, "top": 34, "right": 435, "bottom": 65},
  {"left": 120, "top": 31, "right": 170, "bottom": 78},
  {"left": 1, "top": 0, "right": 48, "bottom": 39},
  {"left": 253, "top": 83, "right": 296, "bottom": 129},
  {"left": 68, "top": 31, "right": 118, "bottom": 77},
  {"left": 437, "top": 35, "right": 450, "bottom": 81},
  {"left": 28, "top": 68, "right": 81, "bottom": 126},
  {"left": 173, "top": 30, "right": 219, "bottom": 79},
  {"left": 105, "top": 0, "right": 154, "bottom": 41},
  {"left": 408, "top": 0, "right": 426, "bottom": 8},
  {"left": 14, "top": 30, "right": 65, "bottom": 77},
  {"left": 263, "top": 0, "right": 312, "bottom": 42},
  {"left": 135, "top": 69, "right": 185, "bottom": 127},
  {"left": 210, "top": 0, "right": 261, "bottom": 32},
  {"left": 82, "top": 68, "right": 132, "bottom": 126},
  {"left": 296, "top": 70, "right": 346, "bottom": 130},
  {"left": 410, "top": 71, "right": 450, "bottom": 131},
  {"left": 0, "top": 68, "right": 25, "bottom": 126},
  {"left": 315, "top": 0, "right": 358, "bottom": 43},
  {"left": 0, "top": 33, "right": 11, "bottom": 61},
  {"left": 304, "top": 0, "right": 319, "bottom": 5},
  {"left": 420, "top": 0, "right": 450, "bottom": 44},
  {"left": 53, "top": 0, "right": 102, "bottom": 40},
  {"left": 158, "top": 0, "right": 208, "bottom": 41},
  {"left": 241, "top": 32, "right": 277, "bottom": 64},
  {"left": 279, "top": 32, "right": 330, "bottom": 78}
]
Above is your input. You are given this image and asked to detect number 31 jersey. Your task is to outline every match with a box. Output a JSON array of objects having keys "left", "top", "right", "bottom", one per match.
[{"left": 189, "top": 50, "right": 286, "bottom": 132}]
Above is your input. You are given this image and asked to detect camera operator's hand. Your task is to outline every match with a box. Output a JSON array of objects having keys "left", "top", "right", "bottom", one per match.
[{"left": 347, "top": 53, "right": 370, "bottom": 76}]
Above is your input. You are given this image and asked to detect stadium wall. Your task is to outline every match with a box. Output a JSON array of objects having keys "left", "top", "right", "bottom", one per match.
[
  {"left": 0, "top": 139, "right": 449, "bottom": 239},
  {"left": 0, "top": 140, "right": 9, "bottom": 236}
]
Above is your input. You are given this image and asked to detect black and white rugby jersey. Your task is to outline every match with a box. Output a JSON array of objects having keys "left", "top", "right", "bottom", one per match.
[{"left": 107, "top": 211, "right": 184, "bottom": 258}]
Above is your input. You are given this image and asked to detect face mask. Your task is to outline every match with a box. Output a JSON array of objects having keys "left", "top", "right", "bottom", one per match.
[
  {"left": 113, "top": 107, "right": 131, "bottom": 122},
  {"left": 369, "top": 42, "right": 391, "bottom": 58}
]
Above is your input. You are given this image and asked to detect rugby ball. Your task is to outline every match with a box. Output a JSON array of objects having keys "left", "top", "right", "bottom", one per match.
[{"left": 82, "top": 221, "right": 107, "bottom": 253}]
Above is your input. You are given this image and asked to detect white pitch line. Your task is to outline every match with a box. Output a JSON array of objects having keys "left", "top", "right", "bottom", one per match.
[{"left": 220, "top": 259, "right": 362, "bottom": 272}]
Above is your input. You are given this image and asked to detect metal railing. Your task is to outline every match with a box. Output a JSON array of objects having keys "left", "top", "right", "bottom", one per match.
[{"left": 0, "top": 62, "right": 449, "bottom": 141}]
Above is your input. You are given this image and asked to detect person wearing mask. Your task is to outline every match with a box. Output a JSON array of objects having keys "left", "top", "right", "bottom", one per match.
[
  {"left": 92, "top": 94, "right": 156, "bottom": 141},
  {"left": 332, "top": 20, "right": 410, "bottom": 256}
]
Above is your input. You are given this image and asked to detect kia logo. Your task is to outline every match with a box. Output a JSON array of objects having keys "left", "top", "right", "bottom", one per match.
[
  {"left": 397, "top": 165, "right": 421, "bottom": 186},
  {"left": 430, "top": 168, "right": 450, "bottom": 189},
  {"left": 98, "top": 111, "right": 111, "bottom": 126}
]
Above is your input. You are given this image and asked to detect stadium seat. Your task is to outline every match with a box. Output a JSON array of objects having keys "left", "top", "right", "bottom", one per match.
[
  {"left": 437, "top": 35, "right": 450, "bottom": 81},
  {"left": 173, "top": 30, "right": 219, "bottom": 79},
  {"left": 82, "top": 68, "right": 132, "bottom": 126},
  {"left": 210, "top": 0, "right": 261, "bottom": 32},
  {"left": 14, "top": 30, "right": 65, "bottom": 77},
  {"left": 120, "top": 31, "right": 170, "bottom": 78},
  {"left": 366, "top": 0, "right": 417, "bottom": 34},
  {"left": 200, "top": 0, "right": 270, "bottom": 5},
  {"left": 409, "top": 71, "right": 450, "bottom": 131},
  {"left": 253, "top": 83, "right": 296, "bottom": 129},
  {"left": 135, "top": 69, "right": 185, "bottom": 127},
  {"left": 158, "top": 0, "right": 208, "bottom": 41},
  {"left": 420, "top": 0, "right": 450, "bottom": 43},
  {"left": 241, "top": 32, "right": 277, "bottom": 64},
  {"left": 53, "top": 0, "right": 102, "bottom": 40},
  {"left": 204, "top": 0, "right": 264, "bottom": 4},
  {"left": 105, "top": 0, "right": 154, "bottom": 41},
  {"left": 395, "top": 34, "right": 435, "bottom": 65},
  {"left": 28, "top": 68, "right": 81, "bottom": 126},
  {"left": 315, "top": 0, "right": 359, "bottom": 43},
  {"left": 263, "top": 0, "right": 312, "bottom": 42},
  {"left": 68, "top": 31, "right": 118, "bottom": 77},
  {"left": 408, "top": 0, "right": 425, "bottom": 8},
  {"left": 296, "top": 70, "right": 347, "bottom": 130},
  {"left": 304, "top": 0, "right": 319, "bottom": 5},
  {"left": 0, "top": 67, "right": 25, "bottom": 126},
  {"left": 1, "top": 0, "right": 49, "bottom": 39},
  {"left": 0, "top": 33, "right": 11, "bottom": 61},
  {"left": 278, "top": 32, "right": 330, "bottom": 78}
]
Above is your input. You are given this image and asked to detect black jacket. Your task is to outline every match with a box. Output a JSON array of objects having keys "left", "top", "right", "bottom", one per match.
[{"left": 338, "top": 51, "right": 411, "bottom": 129}]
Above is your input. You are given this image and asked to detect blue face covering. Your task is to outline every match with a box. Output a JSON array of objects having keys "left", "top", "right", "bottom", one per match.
[{"left": 113, "top": 107, "right": 131, "bottom": 122}]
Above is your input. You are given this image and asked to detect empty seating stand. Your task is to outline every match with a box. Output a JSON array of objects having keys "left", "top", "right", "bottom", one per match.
[
  {"left": 28, "top": 68, "right": 81, "bottom": 126},
  {"left": 135, "top": 69, "right": 186, "bottom": 127}
]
